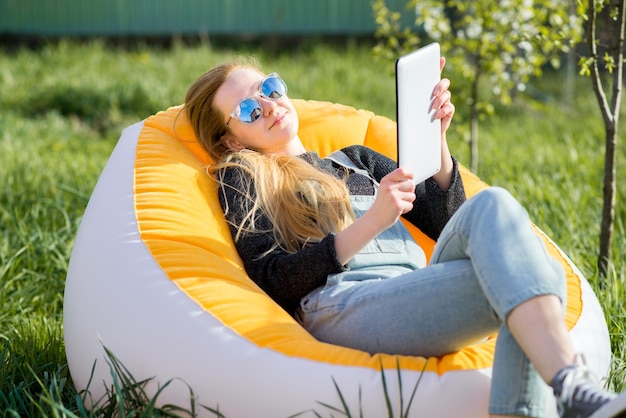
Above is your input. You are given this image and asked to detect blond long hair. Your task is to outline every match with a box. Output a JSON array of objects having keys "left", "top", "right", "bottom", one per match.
[{"left": 183, "top": 62, "right": 354, "bottom": 253}]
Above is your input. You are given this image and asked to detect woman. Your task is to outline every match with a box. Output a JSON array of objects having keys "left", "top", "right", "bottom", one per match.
[{"left": 182, "top": 59, "right": 626, "bottom": 418}]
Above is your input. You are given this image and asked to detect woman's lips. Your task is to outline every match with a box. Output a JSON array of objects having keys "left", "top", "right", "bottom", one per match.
[{"left": 270, "top": 112, "right": 286, "bottom": 129}]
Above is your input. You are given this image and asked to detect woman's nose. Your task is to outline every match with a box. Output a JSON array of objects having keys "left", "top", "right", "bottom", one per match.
[{"left": 259, "top": 97, "right": 278, "bottom": 116}]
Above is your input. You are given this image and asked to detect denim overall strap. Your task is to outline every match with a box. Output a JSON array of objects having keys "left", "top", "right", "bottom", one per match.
[{"left": 324, "top": 150, "right": 380, "bottom": 189}]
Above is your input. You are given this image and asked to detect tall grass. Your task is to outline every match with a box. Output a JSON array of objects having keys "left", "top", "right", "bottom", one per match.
[{"left": 0, "top": 40, "right": 624, "bottom": 416}]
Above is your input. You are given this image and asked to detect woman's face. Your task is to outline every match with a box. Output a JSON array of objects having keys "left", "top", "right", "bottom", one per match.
[{"left": 214, "top": 68, "right": 301, "bottom": 156}]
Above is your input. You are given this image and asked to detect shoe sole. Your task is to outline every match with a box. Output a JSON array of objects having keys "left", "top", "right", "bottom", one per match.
[{"left": 591, "top": 392, "right": 626, "bottom": 418}]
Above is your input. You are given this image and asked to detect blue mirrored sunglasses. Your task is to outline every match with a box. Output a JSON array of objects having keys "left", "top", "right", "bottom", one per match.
[{"left": 226, "top": 73, "right": 288, "bottom": 126}]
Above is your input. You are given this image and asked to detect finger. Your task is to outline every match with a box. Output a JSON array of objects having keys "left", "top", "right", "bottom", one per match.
[
  {"left": 434, "top": 101, "right": 455, "bottom": 120},
  {"left": 439, "top": 103, "right": 455, "bottom": 133},
  {"left": 432, "top": 78, "right": 451, "bottom": 97},
  {"left": 431, "top": 90, "right": 452, "bottom": 111},
  {"left": 392, "top": 181, "right": 415, "bottom": 194},
  {"left": 387, "top": 167, "right": 414, "bottom": 182},
  {"left": 439, "top": 56, "right": 446, "bottom": 72},
  {"left": 400, "top": 198, "right": 416, "bottom": 214}
]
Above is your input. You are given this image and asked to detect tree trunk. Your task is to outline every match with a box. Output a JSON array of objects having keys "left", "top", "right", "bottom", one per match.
[
  {"left": 469, "top": 70, "right": 480, "bottom": 173},
  {"left": 598, "top": 125, "right": 617, "bottom": 277},
  {"left": 586, "top": 0, "right": 625, "bottom": 280}
]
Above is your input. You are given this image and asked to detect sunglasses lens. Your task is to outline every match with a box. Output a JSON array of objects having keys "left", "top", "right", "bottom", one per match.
[
  {"left": 237, "top": 98, "right": 263, "bottom": 123},
  {"left": 230, "top": 74, "right": 287, "bottom": 125},
  {"left": 261, "top": 75, "right": 287, "bottom": 99}
]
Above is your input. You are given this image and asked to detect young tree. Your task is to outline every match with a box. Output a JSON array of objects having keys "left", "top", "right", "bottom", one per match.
[
  {"left": 578, "top": 0, "right": 625, "bottom": 279},
  {"left": 373, "top": 0, "right": 582, "bottom": 173}
]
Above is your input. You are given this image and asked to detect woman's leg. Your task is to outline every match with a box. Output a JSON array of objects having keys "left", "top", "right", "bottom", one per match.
[
  {"left": 429, "top": 187, "right": 567, "bottom": 417},
  {"left": 299, "top": 258, "right": 501, "bottom": 358},
  {"left": 429, "top": 187, "right": 626, "bottom": 418},
  {"left": 300, "top": 187, "right": 623, "bottom": 416},
  {"left": 507, "top": 294, "right": 574, "bottom": 384},
  {"left": 509, "top": 296, "right": 626, "bottom": 418},
  {"left": 300, "top": 187, "right": 565, "bottom": 416},
  {"left": 488, "top": 294, "right": 576, "bottom": 417}
]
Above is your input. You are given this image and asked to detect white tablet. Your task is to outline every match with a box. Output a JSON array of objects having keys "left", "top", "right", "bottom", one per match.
[{"left": 396, "top": 42, "right": 441, "bottom": 184}]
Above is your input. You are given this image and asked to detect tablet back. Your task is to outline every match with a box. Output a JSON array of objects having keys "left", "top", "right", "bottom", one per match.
[{"left": 396, "top": 42, "right": 441, "bottom": 184}]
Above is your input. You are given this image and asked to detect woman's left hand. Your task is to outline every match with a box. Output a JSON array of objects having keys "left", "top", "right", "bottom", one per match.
[
  {"left": 430, "top": 57, "right": 455, "bottom": 190},
  {"left": 432, "top": 58, "right": 455, "bottom": 137},
  {"left": 432, "top": 78, "right": 454, "bottom": 136}
]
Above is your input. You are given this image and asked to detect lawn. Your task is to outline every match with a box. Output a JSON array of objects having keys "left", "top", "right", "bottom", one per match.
[{"left": 0, "top": 39, "right": 624, "bottom": 416}]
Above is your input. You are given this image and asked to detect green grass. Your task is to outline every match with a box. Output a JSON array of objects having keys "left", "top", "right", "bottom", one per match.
[{"left": 0, "top": 39, "right": 624, "bottom": 416}]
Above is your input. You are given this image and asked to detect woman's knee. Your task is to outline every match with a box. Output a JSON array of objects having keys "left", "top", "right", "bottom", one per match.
[
  {"left": 474, "top": 187, "right": 516, "bottom": 206},
  {"left": 467, "top": 187, "right": 526, "bottom": 220}
]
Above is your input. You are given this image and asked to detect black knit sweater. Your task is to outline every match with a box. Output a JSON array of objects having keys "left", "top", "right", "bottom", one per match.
[{"left": 217, "top": 144, "right": 466, "bottom": 314}]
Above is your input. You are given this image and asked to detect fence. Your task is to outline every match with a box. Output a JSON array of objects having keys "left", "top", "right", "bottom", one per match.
[{"left": 0, "top": 0, "right": 416, "bottom": 37}]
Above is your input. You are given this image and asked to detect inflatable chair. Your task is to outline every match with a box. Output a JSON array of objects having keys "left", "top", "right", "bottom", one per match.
[{"left": 64, "top": 100, "right": 612, "bottom": 417}]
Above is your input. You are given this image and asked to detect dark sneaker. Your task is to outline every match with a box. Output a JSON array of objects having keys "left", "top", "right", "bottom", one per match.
[
  {"left": 591, "top": 392, "right": 626, "bottom": 418},
  {"left": 551, "top": 364, "right": 626, "bottom": 418}
]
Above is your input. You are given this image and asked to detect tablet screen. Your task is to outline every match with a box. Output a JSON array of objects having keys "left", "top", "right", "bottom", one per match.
[{"left": 396, "top": 42, "right": 441, "bottom": 184}]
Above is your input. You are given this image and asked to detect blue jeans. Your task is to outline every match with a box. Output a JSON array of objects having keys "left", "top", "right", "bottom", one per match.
[{"left": 297, "top": 187, "right": 566, "bottom": 417}]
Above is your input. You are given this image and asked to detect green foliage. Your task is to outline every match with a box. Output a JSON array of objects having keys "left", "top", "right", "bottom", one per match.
[
  {"left": 0, "top": 318, "right": 71, "bottom": 416},
  {"left": 374, "top": 0, "right": 582, "bottom": 105},
  {"left": 0, "top": 40, "right": 624, "bottom": 415},
  {"left": 17, "top": 83, "right": 159, "bottom": 134},
  {"left": 576, "top": 0, "right": 623, "bottom": 76},
  {"left": 373, "top": 0, "right": 584, "bottom": 171},
  {"left": 372, "top": 0, "right": 420, "bottom": 69}
]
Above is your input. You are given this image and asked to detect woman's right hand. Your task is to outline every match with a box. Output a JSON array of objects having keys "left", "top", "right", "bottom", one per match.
[
  {"left": 365, "top": 168, "right": 416, "bottom": 231},
  {"left": 333, "top": 168, "right": 415, "bottom": 266}
]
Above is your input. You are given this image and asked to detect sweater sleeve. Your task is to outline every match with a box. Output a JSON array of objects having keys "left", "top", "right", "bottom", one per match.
[
  {"left": 217, "top": 166, "right": 346, "bottom": 314},
  {"left": 340, "top": 145, "right": 466, "bottom": 240}
]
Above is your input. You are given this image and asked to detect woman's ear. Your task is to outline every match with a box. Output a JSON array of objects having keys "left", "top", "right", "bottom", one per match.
[{"left": 222, "top": 134, "right": 246, "bottom": 151}]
